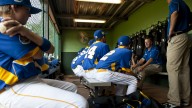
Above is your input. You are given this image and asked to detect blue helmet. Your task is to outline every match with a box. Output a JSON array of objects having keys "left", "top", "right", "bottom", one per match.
[
  {"left": 94, "top": 30, "right": 105, "bottom": 39},
  {"left": 88, "top": 39, "right": 95, "bottom": 46},
  {"left": 118, "top": 36, "right": 131, "bottom": 46}
]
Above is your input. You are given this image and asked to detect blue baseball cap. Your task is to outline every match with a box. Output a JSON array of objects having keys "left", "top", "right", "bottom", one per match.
[
  {"left": 0, "top": 0, "right": 42, "bottom": 14},
  {"left": 94, "top": 30, "right": 105, "bottom": 39},
  {"left": 118, "top": 36, "right": 131, "bottom": 46},
  {"left": 88, "top": 39, "right": 95, "bottom": 46}
]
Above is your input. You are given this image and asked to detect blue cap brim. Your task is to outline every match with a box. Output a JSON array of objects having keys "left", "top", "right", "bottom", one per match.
[{"left": 30, "top": 7, "right": 42, "bottom": 14}]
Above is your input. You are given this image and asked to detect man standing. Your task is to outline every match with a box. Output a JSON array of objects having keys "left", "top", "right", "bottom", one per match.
[{"left": 163, "top": 0, "right": 191, "bottom": 107}]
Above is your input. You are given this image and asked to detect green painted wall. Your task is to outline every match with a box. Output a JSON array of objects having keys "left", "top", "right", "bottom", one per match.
[
  {"left": 111, "top": 0, "right": 192, "bottom": 47},
  {"left": 61, "top": 29, "right": 114, "bottom": 52}
]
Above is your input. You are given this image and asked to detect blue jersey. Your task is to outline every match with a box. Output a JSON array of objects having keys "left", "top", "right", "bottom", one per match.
[
  {"left": 0, "top": 19, "right": 45, "bottom": 90},
  {"left": 142, "top": 46, "right": 162, "bottom": 65},
  {"left": 82, "top": 41, "right": 110, "bottom": 70},
  {"left": 71, "top": 48, "right": 88, "bottom": 69},
  {"left": 96, "top": 48, "right": 132, "bottom": 72},
  {"left": 35, "top": 57, "right": 49, "bottom": 71},
  {"left": 167, "top": 0, "right": 190, "bottom": 36}
]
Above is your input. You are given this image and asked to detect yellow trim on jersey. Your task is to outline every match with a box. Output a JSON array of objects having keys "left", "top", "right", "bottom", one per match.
[
  {"left": 93, "top": 41, "right": 100, "bottom": 44},
  {"left": 122, "top": 68, "right": 132, "bottom": 73},
  {"left": 118, "top": 46, "right": 126, "bottom": 48},
  {"left": 20, "top": 47, "right": 40, "bottom": 60},
  {"left": 111, "top": 63, "right": 116, "bottom": 71},
  {"left": 94, "top": 59, "right": 98, "bottom": 65},
  {"left": 41, "top": 64, "right": 49, "bottom": 71},
  {"left": 0, "top": 67, "right": 18, "bottom": 85},
  {"left": 13, "top": 58, "right": 33, "bottom": 66}
]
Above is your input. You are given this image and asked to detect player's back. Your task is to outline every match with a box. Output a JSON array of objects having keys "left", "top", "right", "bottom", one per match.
[
  {"left": 96, "top": 48, "right": 132, "bottom": 71},
  {"left": 82, "top": 41, "right": 110, "bottom": 70}
]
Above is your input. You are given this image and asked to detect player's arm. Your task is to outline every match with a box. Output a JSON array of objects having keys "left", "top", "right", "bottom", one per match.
[
  {"left": 32, "top": 49, "right": 43, "bottom": 59},
  {"left": 132, "top": 58, "right": 145, "bottom": 69},
  {"left": 139, "top": 48, "right": 158, "bottom": 71},
  {"left": 120, "top": 52, "right": 136, "bottom": 76},
  {"left": 169, "top": 11, "right": 178, "bottom": 38},
  {"left": 139, "top": 58, "right": 153, "bottom": 71},
  {"left": 2, "top": 18, "right": 55, "bottom": 54},
  {"left": 168, "top": 1, "right": 179, "bottom": 40}
]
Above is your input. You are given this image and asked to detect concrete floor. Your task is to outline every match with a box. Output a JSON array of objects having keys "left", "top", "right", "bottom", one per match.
[{"left": 65, "top": 76, "right": 192, "bottom": 108}]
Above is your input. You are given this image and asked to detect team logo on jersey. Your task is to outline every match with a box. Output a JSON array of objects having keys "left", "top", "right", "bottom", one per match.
[
  {"left": 19, "top": 35, "right": 31, "bottom": 44},
  {"left": 14, "top": 0, "right": 23, "bottom": 2},
  {"left": 120, "top": 42, "right": 123, "bottom": 45}
]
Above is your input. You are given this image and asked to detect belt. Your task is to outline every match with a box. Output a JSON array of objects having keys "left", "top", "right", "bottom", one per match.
[
  {"left": 171, "top": 31, "right": 186, "bottom": 37},
  {"left": 85, "top": 68, "right": 94, "bottom": 72},
  {"left": 97, "top": 69, "right": 107, "bottom": 72},
  {"left": 0, "top": 88, "right": 6, "bottom": 94}
]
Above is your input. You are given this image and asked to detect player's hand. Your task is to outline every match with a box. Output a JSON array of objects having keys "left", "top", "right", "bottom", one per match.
[
  {"left": 131, "top": 64, "right": 137, "bottom": 69},
  {"left": 138, "top": 66, "right": 144, "bottom": 71},
  {"left": 1, "top": 17, "right": 31, "bottom": 37}
]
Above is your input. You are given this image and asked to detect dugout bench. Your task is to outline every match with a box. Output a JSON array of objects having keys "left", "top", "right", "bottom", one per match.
[{"left": 82, "top": 77, "right": 112, "bottom": 97}]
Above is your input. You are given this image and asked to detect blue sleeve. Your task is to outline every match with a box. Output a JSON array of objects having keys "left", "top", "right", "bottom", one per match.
[
  {"left": 150, "top": 49, "right": 159, "bottom": 60},
  {"left": 0, "top": 34, "right": 37, "bottom": 59},
  {"left": 36, "top": 58, "right": 45, "bottom": 66},
  {"left": 120, "top": 52, "right": 132, "bottom": 68},
  {"left": 99, "top": 45, "right": 110, "bottom": 60},
  {"left": 169, "top": 0, "right": 179, "bottom": 15}
]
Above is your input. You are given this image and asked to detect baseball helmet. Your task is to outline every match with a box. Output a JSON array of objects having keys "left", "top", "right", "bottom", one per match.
[
  {"left": 118, "top": 36, "right": 131, "bottom": 46},
  {"left": 94, "top": 30, "right": 105, "bottom": 39}
]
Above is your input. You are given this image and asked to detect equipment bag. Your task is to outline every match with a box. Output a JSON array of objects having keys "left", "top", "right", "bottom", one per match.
[{"left": 88, "top": 90, "right": 163, "bottom": 108}]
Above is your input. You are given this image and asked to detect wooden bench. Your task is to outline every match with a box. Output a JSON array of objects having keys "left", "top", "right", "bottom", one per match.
[{"left": 82, "top": 77, "right": 111, "bottom": 97}]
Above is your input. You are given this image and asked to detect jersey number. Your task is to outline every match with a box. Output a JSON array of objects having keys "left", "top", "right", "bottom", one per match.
[
  {"left": 100, "top": 50, "right": 115, "bottom": 61},
  {"left": 85, "top": 46, "right": 97, "bottom": 59}
]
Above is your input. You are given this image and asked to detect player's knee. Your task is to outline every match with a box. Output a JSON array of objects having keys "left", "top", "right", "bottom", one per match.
[{"left": 74, "top": 94, "right": 88, "bottom": 108}]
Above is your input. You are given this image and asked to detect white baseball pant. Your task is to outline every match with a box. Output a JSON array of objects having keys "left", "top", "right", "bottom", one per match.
[
  {"left": 72, "top": 65, "right": 85, "bottom": 77},
  {"left": 85, "top": 68, "right": 97, "bottom": 79},
  {"left": 95, "top": 70, "right": 137, "bottom": 95},
  {"left": 0, "top": 76, "right": 88, "bottom": 108}
]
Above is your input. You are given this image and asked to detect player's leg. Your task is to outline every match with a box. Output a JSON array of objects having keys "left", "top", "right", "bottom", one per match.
[
  {"left": 72, "top": 65, "right": 85, "bottom": 77},
  {"left": 96, "top": 70, "right": 137, "bottom": 95},
  {"left": 0, "top": 76, "right": 88, "bottom": 108},
  {"left": 41, "top": 78, "right": 77, "bottom": 93}
]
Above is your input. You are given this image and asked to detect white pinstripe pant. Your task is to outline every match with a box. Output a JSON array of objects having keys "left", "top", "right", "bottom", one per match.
[
  {"left": 0, "top": 76, "right": 88, "bottom": 108},
  {"left": 95, "top": 70, "right": 138, "bottom": 95}
]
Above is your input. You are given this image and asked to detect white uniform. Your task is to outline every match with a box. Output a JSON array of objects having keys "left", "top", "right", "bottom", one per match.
[{"left": 0, "top": 76, "right": 88, "bottom": 108}]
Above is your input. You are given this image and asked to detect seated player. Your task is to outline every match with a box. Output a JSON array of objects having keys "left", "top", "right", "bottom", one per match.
[
  {"left": 0, "top": 0, "right": 88, "bottom": 107},
  {"left": 82, "top": 30, "right": 110, "bottom": 78},
  {"left": 95, "top": 36, "right": 138, "bottom": 96},
  {"left": 71, "top": 39, "right": 95, "bottom": 77}
]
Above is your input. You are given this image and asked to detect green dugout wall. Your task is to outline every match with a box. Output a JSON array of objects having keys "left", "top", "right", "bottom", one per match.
[{"left": 61, "top": 0, "right": 192, "bottom": 75}]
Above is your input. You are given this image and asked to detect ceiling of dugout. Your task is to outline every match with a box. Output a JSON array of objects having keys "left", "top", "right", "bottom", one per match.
[{"left": 48, "top": 0, "right": 155, "bottom": 31}]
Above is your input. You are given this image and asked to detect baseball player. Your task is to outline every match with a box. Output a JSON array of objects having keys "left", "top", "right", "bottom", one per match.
[
  {"left": 71, "top": 39, "right": 95, "bottom": 77},
  {"left": 95, "top": 36, "right": 138, "bottom": 95},
  {"left": 0, "top": 0, "right": 88, "bottom": 108},
  {"left": 82, "top": 30, "right": 110, "bottom": 78}
]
